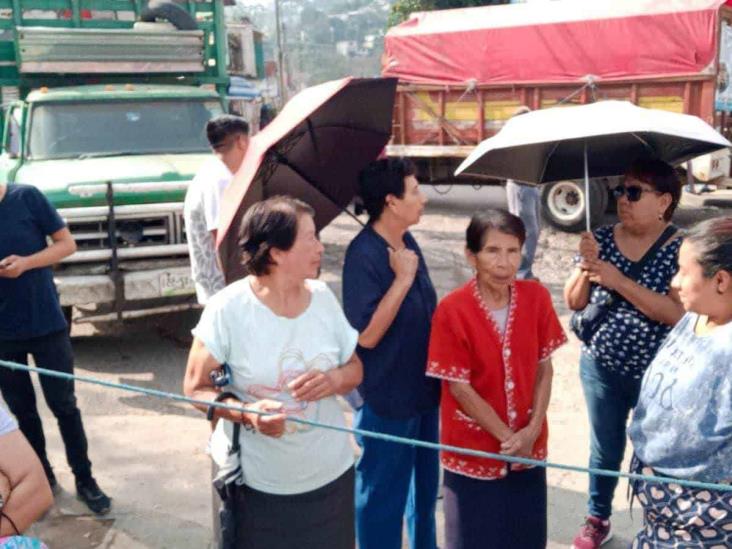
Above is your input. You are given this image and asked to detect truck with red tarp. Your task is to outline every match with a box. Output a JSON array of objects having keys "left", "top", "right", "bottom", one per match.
[{"left": 382, "top": 0, "right": 732, "bottom": 231}]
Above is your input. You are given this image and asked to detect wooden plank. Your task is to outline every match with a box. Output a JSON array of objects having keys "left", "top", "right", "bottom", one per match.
[
  {"left": 398, "top": 90, "right": 406, "bottom": 146},
  {"left": 477, "top": 89, "right": 484, "bottom": 142},
  {"left": 386, "top": 144, "right": 474, "bottom": 158}
]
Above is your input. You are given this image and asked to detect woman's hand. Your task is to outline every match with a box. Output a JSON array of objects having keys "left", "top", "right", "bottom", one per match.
[
  {"left": 389, "top": 248, "right": 419, "bottom": 286},
  {"left": 578, "top": 232, "right": 599, "bottom": 262},
  {"left": 244, "top": 400, "right": 287, "bottom": 438},
  {"left": 583, "top": 259, "right": 624, "bottom": 290},
  {"left": 289, "top": 369, "right": 340, "bottom": 402},
  {"left": 0, "top": 471, "right": 10, "bottom": 503},
  {"left": 500, "top": 426, "right": 539, "bottom": 458},
  {"left": 0, "top": 255, "right": 29, "bottom": 279}
]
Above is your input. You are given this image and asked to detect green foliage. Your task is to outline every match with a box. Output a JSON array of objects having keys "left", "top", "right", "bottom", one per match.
[{"left": 389, "top": 0, "right": 511, "bottom": 26}]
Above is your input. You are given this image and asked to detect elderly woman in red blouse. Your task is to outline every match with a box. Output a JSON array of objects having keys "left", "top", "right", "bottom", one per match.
[{"left": 427, "top": 209, "right": 566, "bottom": 549}]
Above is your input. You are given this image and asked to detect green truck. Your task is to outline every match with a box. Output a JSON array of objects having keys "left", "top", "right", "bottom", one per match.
[{"left": 0, "top": 0, "right": 230, "bottom": 323}]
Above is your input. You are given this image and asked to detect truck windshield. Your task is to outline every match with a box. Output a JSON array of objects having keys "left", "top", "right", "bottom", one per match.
[{"left": 27, "top": 99, "right": 223, "bottom": 160}]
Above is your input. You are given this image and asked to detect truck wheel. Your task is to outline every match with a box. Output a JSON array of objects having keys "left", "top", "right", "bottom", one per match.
[
  {"left": 140, "top": 1, "right": 197, "bottom": 30},
  {"left": 540, "top": 179, "right": 607, "bottom": 233}
]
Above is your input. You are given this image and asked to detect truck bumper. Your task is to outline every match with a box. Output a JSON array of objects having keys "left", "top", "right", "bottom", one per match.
[{"left": 55, "top": 265, "right": 195, "bottom": 307}]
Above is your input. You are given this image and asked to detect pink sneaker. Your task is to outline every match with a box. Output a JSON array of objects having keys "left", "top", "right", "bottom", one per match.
[{"left": 572, "top": 516, "right": 612, "bottom": 549}]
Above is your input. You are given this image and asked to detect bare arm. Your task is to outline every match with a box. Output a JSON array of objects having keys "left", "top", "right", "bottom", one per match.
[
  {"left": 0, "top": 431, "right": 53, "bottom": 535},
  {"left": 448, "top": 382, "right": 513, "bottom": 443},
  {"left": 586, "top": 260, "right": 684, "bottom": 326},
  {"left": 359, "top": 278, "right": 411, "bottom": 349},
  {"left": 613, "top": 276, "right": 684, "bottom": 326},
  {"left": 0, "top": 227, "right": 76, "bottom": 279},
  {"left": 183, "top": 338, "right": 286, "bottom": 437},
  {"left": 564, "top": 231, "right": 599, "bottom": 311},
  {"left": 527, "top": 359, "right": 553, "bottom": 435},
  {"left": 359, "top": 248, "right": 418, "bottom": 349},
  {"left": 564, "top": 267, "right": 591, "bottom": 310}
]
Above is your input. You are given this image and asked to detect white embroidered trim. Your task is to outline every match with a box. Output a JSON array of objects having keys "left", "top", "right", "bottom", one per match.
[
  {"left": 442, "top": 447, "right": 549, "bottom": 480},
  {"left": 539, "top": 335, "right": 568, "bottom": 362},
  {"left": 472, "top": 279, "right": 519, "bottom": 431},
  {"left": 442, "top": 454, "right": 508, "bottom": 480},
  {"left": 426, "top": 360, "right": 470, "bottom": 383}
]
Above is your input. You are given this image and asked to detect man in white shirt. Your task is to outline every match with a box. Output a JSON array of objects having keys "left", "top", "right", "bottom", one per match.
[{"left": 184, "top": 115, "right": 250, "bottom": 304}]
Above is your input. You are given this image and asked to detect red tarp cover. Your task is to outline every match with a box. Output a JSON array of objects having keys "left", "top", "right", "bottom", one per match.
[{"left": 383, "top": 0, "right": 728, "bottom": 85}]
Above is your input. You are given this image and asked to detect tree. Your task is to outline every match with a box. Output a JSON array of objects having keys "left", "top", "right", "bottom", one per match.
[{"left": 389, "top": 0, "right": 511, "bottom": 27}]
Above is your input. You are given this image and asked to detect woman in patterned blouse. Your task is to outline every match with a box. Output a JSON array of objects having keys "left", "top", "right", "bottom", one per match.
[
  {"left": 564, "top": 158, "right": 685, "bottom": 549},
  {"left": 427, "top": 209, "right": 566, "bottom": 549}
]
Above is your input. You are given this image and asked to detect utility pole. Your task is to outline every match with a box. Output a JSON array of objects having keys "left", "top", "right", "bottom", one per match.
[{"left": 274, "top": 0, "right": 286, "bottom": 108}]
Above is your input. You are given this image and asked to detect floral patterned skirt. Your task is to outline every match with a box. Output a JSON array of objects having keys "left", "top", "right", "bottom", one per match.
[{"left": 631, "top": 459, "right": 732, "bottom": 548}]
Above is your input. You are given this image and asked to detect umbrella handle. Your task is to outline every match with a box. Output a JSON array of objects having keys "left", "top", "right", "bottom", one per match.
[{"left": 584, "top": 143, "right": 591, "bottom": 233}]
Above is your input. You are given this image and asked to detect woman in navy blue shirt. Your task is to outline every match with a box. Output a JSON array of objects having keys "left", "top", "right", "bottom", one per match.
[
  {"left": 343, "top": 158, "right": 439, "bottom": 549},
  {"left": 0, "top": 182, "right": 110, "bottom": 515}
]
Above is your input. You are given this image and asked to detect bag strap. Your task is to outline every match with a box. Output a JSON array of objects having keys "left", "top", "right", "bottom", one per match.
[
  {"left": 207, "top": 392, "right": 242, "bottom": 453},
  {"left": 626, "top": 224, "right": 679, "bottom": 282}
]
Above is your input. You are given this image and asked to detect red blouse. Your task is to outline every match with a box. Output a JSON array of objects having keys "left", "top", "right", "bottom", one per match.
[{"left": 426, "top": 279, "right": 567, "bottom": 480}]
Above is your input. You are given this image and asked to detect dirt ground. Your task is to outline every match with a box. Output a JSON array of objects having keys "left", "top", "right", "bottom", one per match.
[{"left": 7, "top": 185, "right": 728, "bottom": 548}]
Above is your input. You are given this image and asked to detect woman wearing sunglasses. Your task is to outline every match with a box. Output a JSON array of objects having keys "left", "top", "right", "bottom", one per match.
[{"left": 564, "top": 158, "right": 685, "bottom": 549}]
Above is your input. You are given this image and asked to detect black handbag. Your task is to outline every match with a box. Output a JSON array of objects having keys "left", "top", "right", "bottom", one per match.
[
  {"left": 207, "top": 392, "right": 243, "bottom": 549},
  {"left": 570, "top": 225, "right": 678, "bottom": 344}
]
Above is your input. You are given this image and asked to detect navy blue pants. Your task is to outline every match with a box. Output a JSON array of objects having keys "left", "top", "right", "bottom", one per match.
[
  {"left": 580, "top": 351, "right": 642, "bottom": 519},
  {"left": 0, "top": 329, "right": 92, "bottom": 481},
  {"left": 354, "top": 403, "right": 439, "bottom": 549}
]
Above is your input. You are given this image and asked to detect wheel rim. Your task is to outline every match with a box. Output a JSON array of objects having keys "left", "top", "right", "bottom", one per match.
[{"left": 546, "top": 181, "right": 585, "bottom": 223}]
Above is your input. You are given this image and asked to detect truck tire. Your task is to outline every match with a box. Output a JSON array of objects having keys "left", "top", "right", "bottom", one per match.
[
  {"left": 140, "top": 1, "right": 197, "bottom": 30},
  {"left": 540, "top": 179, "right": 607, "bottom": 233}
]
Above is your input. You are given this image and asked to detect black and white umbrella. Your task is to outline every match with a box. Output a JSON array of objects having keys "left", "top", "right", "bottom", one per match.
[{"left": 456, "top": 100, "right": 731, "bottom": 231}]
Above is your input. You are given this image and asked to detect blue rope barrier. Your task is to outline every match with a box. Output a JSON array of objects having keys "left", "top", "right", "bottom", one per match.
[{"left": 2, "top": 358, "right": 731, "bottom": 493}]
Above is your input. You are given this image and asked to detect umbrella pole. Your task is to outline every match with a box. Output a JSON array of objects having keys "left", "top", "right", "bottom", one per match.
[{"left": 584, "top": 142, "right": 591, "bottom": 233}]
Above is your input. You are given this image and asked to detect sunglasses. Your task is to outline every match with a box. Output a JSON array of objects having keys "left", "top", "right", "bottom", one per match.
[{"left": 612, "top": 184, "right": 661, "bottom": 202}]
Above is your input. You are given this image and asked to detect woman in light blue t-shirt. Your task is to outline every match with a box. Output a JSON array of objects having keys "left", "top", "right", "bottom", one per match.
[
  {"left": 629, "top": 216, "right": 732, "bottom": 547},
  {"left": 184, "top": 196, "right": 363, "bottom": 549}
]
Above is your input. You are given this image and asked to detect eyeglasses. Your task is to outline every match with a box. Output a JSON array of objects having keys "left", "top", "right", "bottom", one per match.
[{"left": 612, "top": 185, "right": 661, "bottom": 202}]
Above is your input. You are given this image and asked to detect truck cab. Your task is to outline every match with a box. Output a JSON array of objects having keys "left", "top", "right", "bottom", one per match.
[
  {"left": 1, "top": 84, "right": 224, "bottom": 321},
  {"left": 0, "top": 0, "right": 231, "bottom": 323}
]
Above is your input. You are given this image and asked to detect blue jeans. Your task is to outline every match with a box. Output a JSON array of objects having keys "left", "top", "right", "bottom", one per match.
[
  {"left": 505, "top": 180, "right": 541, "bottom": 279},
  {"left": 579, "top": 352, "right": 642, "bottom": 520},
  {"left": 354, "top": 403, "right": 439, "bottom": 549}
]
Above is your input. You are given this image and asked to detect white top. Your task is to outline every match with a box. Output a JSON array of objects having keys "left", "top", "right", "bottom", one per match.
[
  {"left": 183, "top": 157, "right": 232, "bottom": 305},
  {"left": 193, "top": 277, "right": 359, "bottom": 495},
  {"left": 0, "top": 405, "right": 18, "bottom": 436},
  {"left": 489, "top": 305, "right": 509, "bottom": 336}
]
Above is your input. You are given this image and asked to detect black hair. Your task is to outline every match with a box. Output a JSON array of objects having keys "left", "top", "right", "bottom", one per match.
[
  {"left": 206, "top": 115, "right": 250, "bottom": 151},
  {"left": 356, "top": 158, "right": 416, "bottom": 222},
  {"left": 684, "top": 216, "right": 732, "bottom": 278},
  {"left": 238, "top": 196, "right": 315, "bottom": 276},
  {"left": 625, "top": 158, "right": 681, "bottom": 221},
  {"left": 466, "top": 208, "right": 526, "bottom": 253}
]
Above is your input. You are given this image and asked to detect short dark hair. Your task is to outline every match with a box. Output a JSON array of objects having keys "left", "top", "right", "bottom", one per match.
[
  {"left": 357, "top": 158, "right": 416, "bottom": 222},
  {"left": 625, "top": 158, "right": 681, "bottom": 221},
  {"left": 206, "top": 115, "right": 250, "bottom": 151},
  {"left": 238, "top": 196, "right": 315, "bottom": 276},
  {"left": 466, "top": 209, "right": 526, "bottom": 253},
  {"left": 684, "top": 215, "right": 732, "bottom": 278}
]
